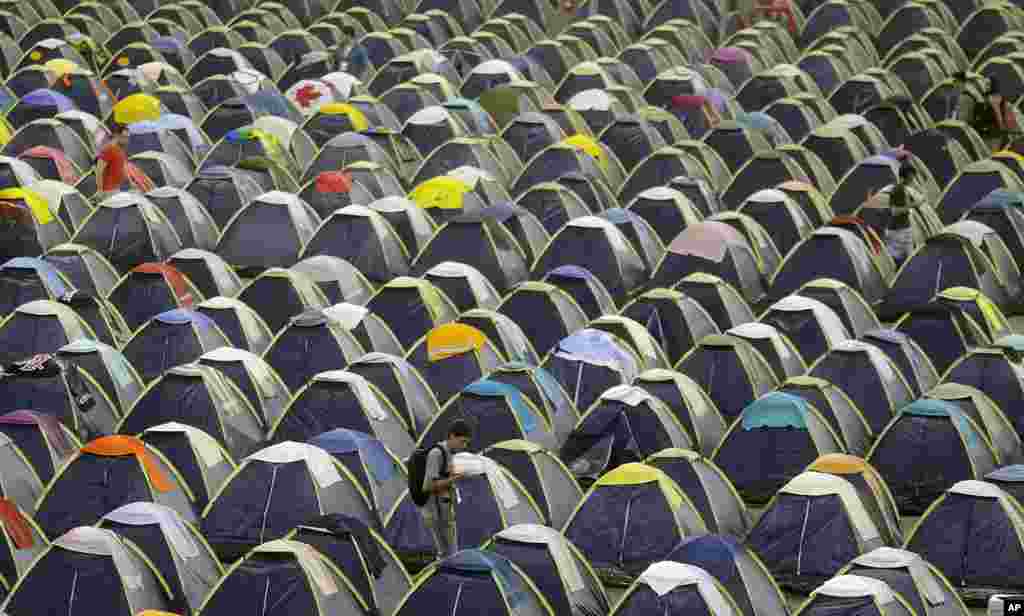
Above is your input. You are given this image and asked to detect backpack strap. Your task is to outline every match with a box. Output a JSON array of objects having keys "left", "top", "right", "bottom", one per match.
[{"left": 434, "top": 444, "right": 449, "bottom": 479}]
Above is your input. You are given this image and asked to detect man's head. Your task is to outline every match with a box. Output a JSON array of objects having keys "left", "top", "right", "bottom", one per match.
[
  {"left": 446, "top": 418, "right": 473, "bottom": 452},
  {"left": 110, "top": 123, "right": 129, "bottom": 147}
]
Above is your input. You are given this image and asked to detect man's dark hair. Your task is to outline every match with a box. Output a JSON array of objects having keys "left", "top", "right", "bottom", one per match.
[
  {"left": 448, "top": 418, "right": 473, "bottom": 438},
  {"left": 110, "top": 123, "right": 128, "bottom": 135}
]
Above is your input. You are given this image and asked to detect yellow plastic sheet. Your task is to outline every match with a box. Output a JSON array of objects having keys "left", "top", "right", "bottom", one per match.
[{"left": 0, "top": 188, "right": 52, "bottom": 224}]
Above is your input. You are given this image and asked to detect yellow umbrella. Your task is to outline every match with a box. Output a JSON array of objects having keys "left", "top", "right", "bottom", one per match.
[
  {"left": 562, "top": 134, "right": 608, "bottom": 172},
  {"left": 410, "top": 176, "right": 470, "bottom": 211},
  {"left": 113, "top": 93, "right": 162, "bottom": 125},
  {"left": 320, "top": 103, "right": 369, "bottom": 131},
  {"left": 0, "top": 188, "right": 53, "bottom": 224}
]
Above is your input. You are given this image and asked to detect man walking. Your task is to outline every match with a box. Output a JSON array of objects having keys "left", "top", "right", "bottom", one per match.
[{"left": 420, "top": 419, "right": 472, "bottom": 559}]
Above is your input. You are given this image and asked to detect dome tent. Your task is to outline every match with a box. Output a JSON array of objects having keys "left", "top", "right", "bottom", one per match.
[
  {"left": 1, "top": 527, "right": 173, "bottom": 616},
  {"left": 198, "top": 346, "right": 291, "bottom": 429},
  {"left": 807, "top": 454, "right": 904, "bottom": 546},
  {"left": 270, "top": 371, "right": 415, "bottom": 460},
  {"left": 117, "top": 363, "right": 265, "bottom": 460},
  {"left": 713, "top": 393, "right": 845, "bottom": 504},
  {"left": 422, "top": 379, "right": 557, "bottom": 453},
  {"left": 792, "top": 576, "right": 915, "bottom": 616},
  {"left": 868, "top": 400, "right": 999, "bottom": 515},
  {"left": 746, "top": 471, "right": 887, "bottom": 593},
  {"left": 905, "top": 480, "right": 1024, "bottom": 602},
  {"left": 666, "top": 534, "right": 792, "bottom": 616},
  {"left": 483, "top": 524, "right": 610, "bottom": 616},
  {"left": 560, "top": 383, "right": 699, "bottom": 483},
  {"left": 839, "top": 547, "right": 972, "bottom": 616},
  {"left": 201, "top": 441, "right": 375, "bottom": 561},
  {"left": 483, "top": 441, "right": 583, "bottom": 529},
  {"left": 120, "top": 309, "right": 230, "bottom": 385},
  {"left": 563, "top": 463, "right": 708, "bottom": 585},
  {"left": 261, "top": 307, "right": 372, "bottom": 392},
  {"left": 0, "top": 410, "right": 78, "bottom": 485},
  {"left": 34, "top": 435, "right": 196, "bottom": 539},
  {"left": 287, "top": 514, "right": 413, "bottom": 616},
  {"left": 139, "top": 423, "right": 235, "bottom": 513},
  {"left": 405, "top": 323, "right": 503, "bottom": 407},
  {"left": 194, "top": 296, "right": 274, "bottom": 354},
  {"left": 391, "top": 549, "right": 556, "bottom": 616},
  {"left": 645, "top": 448, "right": 752, "bottom": 537},
  {"left": 97, "top": 502, "right": 223, "bottom": 616},
  {"left": 344, "top": 352, "right": 440, "bottom": 438},
  {"left": 610, "top": 561, "right": 744, "bottom": 616},
  {"left": 197, "top": 539, "right": 379, "bottom": 616}
]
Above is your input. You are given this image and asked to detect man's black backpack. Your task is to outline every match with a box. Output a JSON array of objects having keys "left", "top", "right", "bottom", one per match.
[{"left": 407, "top": 444, "right": 447, "bottom": 506}]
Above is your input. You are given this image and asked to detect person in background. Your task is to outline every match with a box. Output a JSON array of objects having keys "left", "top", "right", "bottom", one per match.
[
  {"left": 881, "top": 163, "right": 919, "bottom": 267},
  {"left": 973, "top": 76, "right": 1016, "bottom": 152},
  {"left": 421, "top": 418, "right": 473, "bottom": 558},
  {"left": 95, "top": 124, "right": 130, "bottom": 198}
]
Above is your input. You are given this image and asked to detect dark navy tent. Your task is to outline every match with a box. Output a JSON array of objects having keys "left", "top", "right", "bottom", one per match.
[
  {"left": 563, "top": 463, "right": 708, "bottom": 584},
  {"left": 98, "top": 502, "right": 223, "bottom": 616},
  {"left": 421, "top": 379, "right": 556, "bottom": 453},
  {"left": 165, "top": 249, "right": 243, "bottom": 303},
  {"left": 140, "top": 423, "right": 235, "bottom": 513},
  {"left": 288, "top": 514, "right": 413, "bottom": 616},
  {"left": 645, "top": 448, "right": 752, "bottom": 537},
  {"left": 344, "top": 352, "right": 440, "bottom": 437},
  {"left": 484, "top": 524, "right": 609, "bottom": 616},
  {"left": 667, "top": 534, "right": 791, "bottom": 616},
  {"left": 676, "top": 335, "right": 778, "bottom": 421},
  {"left": 236, "top": 267, "right": 330, "bottom": 335},
  {"left": 197, "top": 538, "right": 377, "bottom": 616},
  {"left": 905, "top": 480, "right": 1024, "bottom": 601},
  {"left": 270, "top": 371, "right": 415, "bottom": 459},
  {"left": 34, "top": 435, "right": 196, "bottom": 539},
  {"left": 118, "top": 363, "right": 264, "bottom": 459},
  {"left": 201, "top": 441, "right": 375, "bottom": 560},
  {"left": 121, "top": 309, "right": 229, "bottom": 384},
  {"left": 559, "top": 384, "right": 695, "bottom": 485},
  {"left": 868, "top": 400, "right": 999, "bottom": 515},
  {"left": 712, "top": 393, "right": 845, "bottom": 504},
  {"left": 809, "top": 340, "right": 916, "bottom": 435},
  {"left": 262, "top": 307, "right": 369, "bottom": 391},
  {"left": 1, "top": 527, "right": 173, "bottom": 616},
  {"left": 392, "top": 549, "right": 555, "bottom": 616},
  {"left": 745, "top": 471, "right": 888, "bottom": 593}
]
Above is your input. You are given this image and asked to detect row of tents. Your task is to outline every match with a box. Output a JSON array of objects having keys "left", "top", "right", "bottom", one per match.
[{"left": 4, "top": 0, "right": 1024, "bottom": 614}]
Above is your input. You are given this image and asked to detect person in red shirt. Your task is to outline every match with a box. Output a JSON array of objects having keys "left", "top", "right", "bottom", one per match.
[{"left": 96, "top": 124, "right": 130, "bottom": 198}]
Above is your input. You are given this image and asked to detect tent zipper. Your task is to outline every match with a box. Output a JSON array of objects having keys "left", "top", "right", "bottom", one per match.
[
  {"left": 258, "top": 466, "right": 279, "bottom": 544},
  {"left": 796, "top": 497, "right": 811, "bottom": 576},
  {"left": 618, "top": 496, "right": 633, "bottom": 570}
]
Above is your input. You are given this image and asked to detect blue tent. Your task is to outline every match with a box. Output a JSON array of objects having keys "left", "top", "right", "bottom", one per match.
[
  {"left": 120, "top": 309, "right": 229, "bottom": 384},
  {"left": 0, "top": 257, "right": 71, "bottom": 316},
  {"left": 746, "top": 471, "right": 888, "bottom": 593},
  {"left": 262, "top": 308, "right": 367, "bottom": 391},
  {"left": 712, "top": 393, "right": 845, "bottom": 504},
  {"left": 393, "top": 549, "right": 555, "bottom": 616},
  {"left": 420, "top": 379, "right": 556, "bottom": 452},
  {"left": 289, "top": 514, "right": 414, "bottom": 616},
  {"left": 271, "top": 371, "right": 415, "bottom": 459},
  {"left": 868, "top": 400, "right": 998, "bottom": 515},
  {"left": 542, "top": 329, "right": 640, "bottom": 416},
  {"left": 667, "top": 534, "right": 791, "bottom": 616},
  {"left": 563, "top": 463, "right": 707, "bottom": 584},
  {"left": 905, "top": 480, "right": 1024, "bottom": 600}
]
